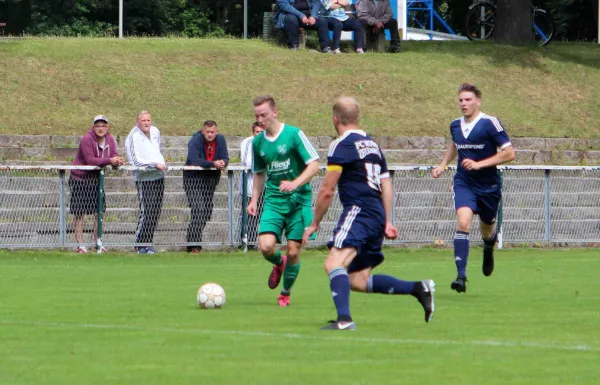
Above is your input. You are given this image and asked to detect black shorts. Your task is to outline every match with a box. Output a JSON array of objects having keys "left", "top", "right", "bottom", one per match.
[{"left": 69, "top": 177, "right": 105, "bottom": 215}]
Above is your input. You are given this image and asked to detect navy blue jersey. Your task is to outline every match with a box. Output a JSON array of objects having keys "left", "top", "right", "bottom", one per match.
[
  {"left": 327, "top": 130, "right": 389, "bottom": 217},
  {"left": 450, "top": 113, "right": 512, "bottom": 191}
]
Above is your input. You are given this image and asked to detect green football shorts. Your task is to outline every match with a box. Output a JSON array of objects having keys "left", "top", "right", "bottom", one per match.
[{"left": 259, "top": 200, "right": 315, "bottom": 243}]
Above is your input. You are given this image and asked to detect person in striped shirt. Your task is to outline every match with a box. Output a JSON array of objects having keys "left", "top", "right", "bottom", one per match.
[{"left": 432, "top": 83, "right": 515, "bottom": 293}]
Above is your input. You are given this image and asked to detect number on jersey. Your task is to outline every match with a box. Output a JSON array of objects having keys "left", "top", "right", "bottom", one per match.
[{"left": 365, "top": 163, "right": 381, "bottom": 191}]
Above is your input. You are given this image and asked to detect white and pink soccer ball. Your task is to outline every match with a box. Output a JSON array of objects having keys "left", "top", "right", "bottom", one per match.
[{"left": 197, "top": 283, "right": 226, "bottom": 309}]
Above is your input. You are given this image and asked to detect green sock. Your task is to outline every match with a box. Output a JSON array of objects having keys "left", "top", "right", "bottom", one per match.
[
  {"left": 264, "top": 250, "right": 282, "bottom": 265},
  {"left": 281, "top": 262, "right": 301, "bottom": 294}
]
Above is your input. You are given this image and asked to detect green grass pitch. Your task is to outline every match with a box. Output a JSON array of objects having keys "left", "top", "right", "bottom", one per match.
[{"left": 1, "top": 248, "right": 598, "bottom": 384}]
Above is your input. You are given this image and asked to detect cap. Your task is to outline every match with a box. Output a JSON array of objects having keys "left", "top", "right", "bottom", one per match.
[{"left": 93, "top": 115, "right": 108, "bottom": 124}]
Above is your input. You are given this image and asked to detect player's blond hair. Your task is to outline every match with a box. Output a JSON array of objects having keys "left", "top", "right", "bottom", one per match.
[
  {"left": 333, "top": 97, "right": 360, "bottom": 125},
  {"left": 136, "top": 110, "right": 151, "bottom": 119},
  {"left": 253, "top": 95, "right": 276, "bottom": 109},
  {"left": 458, "top": 83, "right": 482, "bottom": 99}
]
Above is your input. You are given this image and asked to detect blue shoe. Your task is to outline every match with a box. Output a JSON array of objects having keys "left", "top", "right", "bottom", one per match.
[{"left": 147, "top": 246, "right": 157, "bottom": 254}]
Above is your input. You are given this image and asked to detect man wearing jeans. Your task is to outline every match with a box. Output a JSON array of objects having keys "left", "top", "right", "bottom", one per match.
[
  {"left": 125, "top": 110, "right": 167, "bottom": 254},
  {"left": 320, "top": 0, "right": 364, "bottom": 54},
  {"left": 356, "top": 0, "right": 402, "bottom": 53},
  {"left": 273, "top": 0, "right": 333, "bottom": 53}
]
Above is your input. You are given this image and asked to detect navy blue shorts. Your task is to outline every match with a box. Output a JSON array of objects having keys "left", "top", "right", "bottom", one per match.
[
  {"left": 453, "top": 182, "right": 501, "bottom": 225},
  {"left": 327, "top": 205, "right": 385, "bottom": 274}
]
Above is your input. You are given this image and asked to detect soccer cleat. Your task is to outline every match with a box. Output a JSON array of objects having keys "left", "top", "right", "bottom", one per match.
[
  {"left": 451, "top": 276, "right": 467, "bottom": 293},
  {"left": 137, "top": 247, "right": 156, "bottom": 255},
  {"left": 278, "top": 294, "right": 291, "bottom": 307},
  {"left": 268, "top": 254, "right": 287, "bottom": 289},
  {"left": 320, "top": 320, "right": 357, "bottom": 331},
  {"left": 76, "top": 246, "right": 88, "bottom": 254},
  {"left": 415, "top": 280, "right": 436, "bottom": 323},
  {"left": 95, "top": 246, "right": 107, "bottom": 253},
  {"left": 483, "top": 245, "right": 495, "bottom": 276}
]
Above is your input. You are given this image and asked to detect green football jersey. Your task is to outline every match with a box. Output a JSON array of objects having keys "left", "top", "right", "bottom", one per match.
[{"left": 252, "top": 124, "right": 319, "bottom": 205}]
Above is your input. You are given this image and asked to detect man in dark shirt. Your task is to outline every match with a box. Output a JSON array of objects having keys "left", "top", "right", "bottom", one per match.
[
  {"left": 273, "top": 0, "right": 333, "bottom": 52},
  {"left": 183, "top": 120, "right": 229, "bottom": 253}
]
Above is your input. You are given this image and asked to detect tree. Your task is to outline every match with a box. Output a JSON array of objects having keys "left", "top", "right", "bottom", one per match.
[{"left": 494, "top": 0, "right": 534, "bottom": 43}]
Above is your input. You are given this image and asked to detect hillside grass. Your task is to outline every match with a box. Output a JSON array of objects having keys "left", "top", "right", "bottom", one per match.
[{"left": 0, "top": 37, "right": 599, "bottom": 138}]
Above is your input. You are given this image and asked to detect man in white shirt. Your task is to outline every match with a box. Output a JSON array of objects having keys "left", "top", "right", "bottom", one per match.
[
  {"left": 240, "top": 122, "right": 264, "bottom": 250},
  {"left": 125, "top": 110, "right": 167, "bottom": 254}
]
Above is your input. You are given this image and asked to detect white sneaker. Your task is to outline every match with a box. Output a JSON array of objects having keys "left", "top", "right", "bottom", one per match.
[
  {"left": 333, "top": 48, "right": 342, "bottom": 54},
  {"left": 76, "top": 246, "right": 88, "bottom": 254},
  {"left": 356, "top": 48, "right": 365, "bottom": 54}
]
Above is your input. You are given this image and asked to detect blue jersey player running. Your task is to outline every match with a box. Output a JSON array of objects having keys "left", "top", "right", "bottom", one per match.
[
  {"left": 303, "top": 97, "right": 435, "bottom": 331},
  {"left": 432, "top": 83, "right": 515, "bottom": 293}
]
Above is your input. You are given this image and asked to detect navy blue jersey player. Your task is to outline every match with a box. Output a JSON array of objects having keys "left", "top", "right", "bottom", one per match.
[
  {"left": 432, "top": 83, "right": 515, "bottom": 293},
  {"left": 303, "top": 97, "right": 435, "bottom": 331}
]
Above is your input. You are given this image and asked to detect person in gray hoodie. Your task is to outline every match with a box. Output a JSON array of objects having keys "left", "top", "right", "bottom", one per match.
[{"left": 70, "top": 115, "right": 124, "bottom": 254}]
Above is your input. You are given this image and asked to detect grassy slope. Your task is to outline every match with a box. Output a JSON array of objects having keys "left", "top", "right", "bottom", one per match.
[
  {"left": 0, "top": 248, "right": 599, "bottom": 384},
  {"left": 0, "top": 38, "right": 599, "bottom": 138}
]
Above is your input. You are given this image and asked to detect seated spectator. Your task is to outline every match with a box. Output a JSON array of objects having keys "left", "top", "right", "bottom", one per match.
[
  {"left": 356, "top": 0, "right": 402, "bottom": 53},
  {"left": 273, "top": 0, "right": 333, "bottom": 53},
  {"left": 183, "top": 120, "right": 229, "bottom": 253},
  {"left": 70, "top": 115, "right": 124, "bottom": 254},
  {"left": 320, "top": 0, "right": 364, "bottom": 54}
]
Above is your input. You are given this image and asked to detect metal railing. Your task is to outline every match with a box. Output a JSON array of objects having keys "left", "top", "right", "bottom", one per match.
[{"left": 0, "top": 165, "right": 599, "bottom": 251}]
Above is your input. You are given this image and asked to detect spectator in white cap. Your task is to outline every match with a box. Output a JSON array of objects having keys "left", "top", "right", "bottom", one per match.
[
  {"left": 125, "top": 110, "right": 167, "bottom": 254},
  {"left": 70, "top": 115, "right": 124, "bottom": 254}
]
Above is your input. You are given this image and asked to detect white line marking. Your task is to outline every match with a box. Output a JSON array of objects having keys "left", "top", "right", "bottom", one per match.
[{"left": 0, "top": 320, "right": 597, "bottom": 352}]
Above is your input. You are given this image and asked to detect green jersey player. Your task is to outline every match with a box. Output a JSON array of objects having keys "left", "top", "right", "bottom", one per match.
[{"left": 247, "top": 95, "right": 320, "bottom": 306}]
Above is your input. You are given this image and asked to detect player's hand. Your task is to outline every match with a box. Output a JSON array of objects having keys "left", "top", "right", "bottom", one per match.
[
  {"left": 302, "top": 224, "right": 319, "bottom": 246},
  {"left": 308, "top": 17, "right": 317, "bottom": 26},
  {"left": 384, "top": 222, "right": 398, "bottom": 239},
  {"left": 461, "top": 159, "right": 481, "bottom": 171},
  {"left": 247, "top": 200, "right": 257, "bottom": 216},
  {"left": 279, "top": 180, "right": 298, "bottom": 192},
  {"left": 155, "top": 163, "right": 167, "bottom": 171},
  {"left": 301, "top": 16, "right": 310, "bottom": 25},
  {"left": 431, "top": 166, "right": 445, "bottom": 178},
  {"left": 375, "top": 21, "right": 384, "bottom": 29}
]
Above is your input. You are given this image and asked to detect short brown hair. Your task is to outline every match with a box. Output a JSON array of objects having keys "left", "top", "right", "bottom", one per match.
[
  {"left": 458, "top": 83, "right": 482, "bottom": 99},
  {"left": 253, "top": 95, "right": 276, "bottom": 109},
  {"left": 333, "top": 97, "right": 360, "bottom": 125},
  {"left": 203, "top": 120, "right": 217, "bottom": 128}
]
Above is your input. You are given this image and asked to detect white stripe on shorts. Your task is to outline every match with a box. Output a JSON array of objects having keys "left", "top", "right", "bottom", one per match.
[{"left": 334, "top": 206, "right": 361, "bottom": 249}]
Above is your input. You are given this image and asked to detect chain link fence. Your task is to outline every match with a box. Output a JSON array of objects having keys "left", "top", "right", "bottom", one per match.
[{"left": 0, "top": 165, "right": 599, "bottom": 250}]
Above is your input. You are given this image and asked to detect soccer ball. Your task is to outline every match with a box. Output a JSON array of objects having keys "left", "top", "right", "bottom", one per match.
[{"left": 197, "top": 283, "right": 226, "bottom": 309}]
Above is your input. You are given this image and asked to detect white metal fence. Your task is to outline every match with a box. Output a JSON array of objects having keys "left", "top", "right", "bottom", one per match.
[{"left": 0, "top": 165, "right": 599, "bottom": 250}]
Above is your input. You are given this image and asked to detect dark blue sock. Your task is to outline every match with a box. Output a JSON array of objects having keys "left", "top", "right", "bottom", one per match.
[
  {"left": 454, "top": 231, "right": 470, "bottom": 277},
  {"left": 367, "top": 275, "right": 416, "bottom": 295},
  {"left": 483, "top": 229, "right": 497, "bottom": 247},
  {"left": 329, "top": 268, "right": 351, "bottom": 322}
]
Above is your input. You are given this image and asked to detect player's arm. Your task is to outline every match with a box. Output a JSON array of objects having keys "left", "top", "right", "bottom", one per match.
[
  {"left": 302, "top": 166, "right": 341, "bottom": 245},
  {"left": 462, "top": 119, "right": 515, "bottom": 171},
  {"left": 247, "top": 172, "right": 266, "bottom": 216},
  {"left": 380, "top": 174, "right": 398, "bottom": 239},
  {"left": 280, "top": 160, "right": 320, "bottom": 192},
  {"left": 432, "top": 141, "right": 457, "bottom": 178}
]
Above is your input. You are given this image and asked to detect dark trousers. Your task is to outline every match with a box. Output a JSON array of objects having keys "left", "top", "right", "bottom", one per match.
[
  {"left": 360, "top": 18, "right": 401, "bottom": 49},
  {"left": 135, "top": 179, "right": 164, "bottom": 244},
  {"left": 327, "top": 17, "right": 363, "bottom": 49},
  {"left": 183, "top": 172, "right": 220, "bottom": 249},
  {"left": 283, "top": 14, "right": 330, "bottom": 50}
]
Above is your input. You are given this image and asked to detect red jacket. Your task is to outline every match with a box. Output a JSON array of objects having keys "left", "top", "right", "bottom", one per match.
[{"left": 71, "top": 129, "right": 118, "bottom": 179}]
